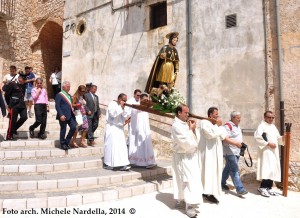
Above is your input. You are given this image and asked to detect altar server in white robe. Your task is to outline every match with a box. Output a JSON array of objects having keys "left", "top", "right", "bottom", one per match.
[
  {"left": 171, "top": 104, "right": 203, "bottom": 218},
  {"left": 126, "top": 89, "right": 141, "bottom": 145},
  {"left": 198, "top": 107, "right": 227, "bottom": 204},
  {"left": 104, "top": 93, "right": 131, "bottom": 171},
  {"left": 254, "top": 111, "right": 283, "bottom": 197},
  {"left": 128, "top": 93, "right": 156, "bottom": 168}
]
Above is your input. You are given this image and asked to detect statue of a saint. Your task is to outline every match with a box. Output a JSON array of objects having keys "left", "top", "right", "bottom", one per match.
[{"left": 145, "top": 32, "right": 179, "bottom": 95}]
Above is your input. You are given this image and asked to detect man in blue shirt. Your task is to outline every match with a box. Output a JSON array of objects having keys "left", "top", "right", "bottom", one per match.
[{"left": 24, "top": 66, "right": 36, "bottom": 118}]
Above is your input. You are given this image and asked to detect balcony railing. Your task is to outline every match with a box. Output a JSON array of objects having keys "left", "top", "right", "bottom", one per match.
[{"left": 0, "top": 0, "right": 15, "bottom": 20}]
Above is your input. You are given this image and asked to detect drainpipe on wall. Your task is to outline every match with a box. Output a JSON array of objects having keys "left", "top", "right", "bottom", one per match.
[
  {"left": 262, "top": 0, "right": 269, "bottom": 110},
  {"left": 275, "top": 0, "right": 285, "bottom": 182},
  {"left": 186, "top": 0, "right": 193, "bottom": 110}
]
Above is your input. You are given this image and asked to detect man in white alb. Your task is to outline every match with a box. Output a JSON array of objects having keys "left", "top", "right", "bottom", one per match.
[
  {"left": 254, "top": 111, "right": 282, "bottom": 197},
  {"left": 171, "top": 104, "right": 202, "bottom": 218},
  {"left": 198, "top": 107, "right": 227, "bottom": 204},
  {"left": 103, "top": 93, "right": 131, "bottom": 171},
  {"left": 128, "top": 93, "right": 156, "bottom": 168},
  {"left": 126, "top": 89, "right": 141, "bottom": 145}
]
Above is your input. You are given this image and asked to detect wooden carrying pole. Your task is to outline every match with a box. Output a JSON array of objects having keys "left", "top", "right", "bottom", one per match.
[
  {"left": 124, "top": 103, "right": 216, "bottom": 124},
  {"left": 283, "top": 123, "right": 292, "bottom": 197}
]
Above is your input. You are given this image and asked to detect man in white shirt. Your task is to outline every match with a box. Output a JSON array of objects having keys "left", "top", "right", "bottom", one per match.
[
  {"left": 254, "top": 111, "right": 282, "bottom": 197},
  {"left": 171, "top": 104, "right": 202, "bottom": 218},
  {"left": 2, "top": 65, "right": 19, "bottom": 115},
  {"left": 2, "top": 65, "right": 19, "bottom": 85},
  {"left": 221, "top": 111, "right": 248, "bottom": 196},
  {"left": 103, "top": 93, "right": 131, "bottom": 171}
]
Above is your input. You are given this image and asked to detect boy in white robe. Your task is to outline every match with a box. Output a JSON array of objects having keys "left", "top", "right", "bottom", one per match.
[
  {"left": 254, "top": 111, "right": 282, "bottom": 197},
  {"left": 171, "top": 104, "right": 203, "bottom": 218},
  {"left": 103, "top": 93, "right": 131, "bottom": 171}
]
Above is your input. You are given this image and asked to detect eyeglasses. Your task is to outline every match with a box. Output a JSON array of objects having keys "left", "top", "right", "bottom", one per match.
[{"left": 266, "top": 116, "right": 275, "bottom": 119}]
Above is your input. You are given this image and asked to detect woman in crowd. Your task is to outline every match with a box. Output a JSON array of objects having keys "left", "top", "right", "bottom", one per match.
[
  {"left": 70, "top": 85, "right": 88, "bottom": 148},
  {"left": 29, "top": 78, "right": 49, "bottom": 139},
  {"left": 49, "top": 66, "right": 62, "bottom": 98}
]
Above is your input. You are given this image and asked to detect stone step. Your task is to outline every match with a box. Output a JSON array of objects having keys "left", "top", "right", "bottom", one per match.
[
  {"left": 0, "top": 129, "right": 102, "bottom": 140},
  {"left": 0, "top": 137, "right": 104, "bottom": 149},
  {"left": 0, "top": 163, "right": 172, "bottom": 195},
  {"left": 0, "top": 122, "right": 63, "bottom": 130},
  {"left": 0, "top": 117, "right": 104, "bottom": 126},
  {"left": 0, "top": 146, "right": 103, "bottom": 160},
  {"left": 0, "top": 118, "right": 59, "bottom": 125},
  {"left": 0, "top": 155, "right": 103, "bottom": 175},
  {"left": 0, "top": 172, "right": 172, "bottom": 210}
]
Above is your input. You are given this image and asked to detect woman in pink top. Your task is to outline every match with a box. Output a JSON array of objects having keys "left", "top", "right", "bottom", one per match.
[{"left": 29, "top": 78, "right": 49, "bottom": 139}]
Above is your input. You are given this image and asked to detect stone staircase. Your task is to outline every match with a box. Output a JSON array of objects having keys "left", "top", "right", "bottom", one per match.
[{"left": 0, "top": 102, "right": 172, "bottom": 210}]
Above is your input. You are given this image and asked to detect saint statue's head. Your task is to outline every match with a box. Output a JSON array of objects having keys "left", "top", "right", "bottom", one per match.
[{"left": 166, "top": 32, "right": 179, "bottom": 46}]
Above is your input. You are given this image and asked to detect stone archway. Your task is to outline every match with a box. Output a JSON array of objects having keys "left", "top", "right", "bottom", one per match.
[{"left": 38, "top": 21, "right": 63, "bottom": 99}]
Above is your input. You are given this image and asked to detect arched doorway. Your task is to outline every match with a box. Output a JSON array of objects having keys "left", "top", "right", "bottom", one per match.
[{"left": 39, "top": 21, "right": 63, "bottom": 99}]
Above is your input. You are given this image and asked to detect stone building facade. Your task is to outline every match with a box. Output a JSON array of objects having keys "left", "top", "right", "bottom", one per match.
[
  {"left": 0, "top": 0, "right": 64, "bottom": 97},
  {"left": 0, "top": 0, "right": 299, "bottom": 189}
]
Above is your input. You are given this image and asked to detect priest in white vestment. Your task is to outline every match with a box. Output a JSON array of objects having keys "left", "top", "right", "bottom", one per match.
[
  {"left": 171, "top": 104, "right": 203, "bottom": 218},
  {"left": 198, "top": 107, "right": 226, "bottom": 204},
  {"left": 104, "top": 93, "right": 131, "bottom": 171},
  {"left": 254, "top": 111, "right": 282, "bottom": 197},
  {"left": 128, "top": 93, "right": 156, "bottom": 168}
]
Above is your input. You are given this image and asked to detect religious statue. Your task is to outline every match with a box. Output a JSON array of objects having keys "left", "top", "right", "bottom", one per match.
[{"left": 145, "top": 32, "right": 179, "bottom": 95}]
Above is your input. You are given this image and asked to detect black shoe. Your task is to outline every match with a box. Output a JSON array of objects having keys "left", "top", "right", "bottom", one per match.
[
  {"left": 203, "top": 194, "right": 219, "bottom": 204},
  {"left": 38, "top": 133, "right": 46, "bottom": 139},
  {"left": 61, "top": 144, "right": 70, "bottom": 150},
  {"left": 146, "top": 164, "right": 157, "bottom": 169},
  {"left": 103, "top": 165, "right": 114, "bottom": 170},
  {"left": 119, "top": 165, "right": 131, "bottom": 171},
  {"left": 29, "top": 127, "right": 34, "bottom": 138},
  {"left": 222, "top": 185, "right": 230, "bottom": 190},
  {"left": 6, "top": 136, "right": 17, "bottom": 141}
]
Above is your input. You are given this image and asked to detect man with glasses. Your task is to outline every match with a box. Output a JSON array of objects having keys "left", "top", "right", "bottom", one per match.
[{"left": 254, "top": 111, "right": 282, "bottom": 197}]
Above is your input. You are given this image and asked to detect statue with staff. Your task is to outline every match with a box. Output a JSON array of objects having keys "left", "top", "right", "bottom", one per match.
[
  {"left": 138, "top": 31, "right": 216, "bottom": 124},
  {"left": 145, "top": 32, "right": 179, "bottom": 95}
]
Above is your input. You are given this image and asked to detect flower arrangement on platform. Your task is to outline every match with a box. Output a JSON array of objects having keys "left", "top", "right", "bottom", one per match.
[{"left": 151, "top": 88, "right": 186, "bottom": 114}]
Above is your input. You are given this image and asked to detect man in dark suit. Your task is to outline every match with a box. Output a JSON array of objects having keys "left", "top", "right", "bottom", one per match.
[
  {"left": 55, "top": 81, "right": 76, "bottom": 150},
  {"left": 3, "top": 73, "right": 27, "bottom": 140},
  {"left": 84, "top": 84, "right": 101, "bottom": 145}
]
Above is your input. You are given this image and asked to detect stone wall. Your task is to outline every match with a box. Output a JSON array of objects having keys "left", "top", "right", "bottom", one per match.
[
  {"left": 264, "top": 0, "right": 300, "bottom": 190},
  {"left": 0, "top": 0, "right": 32, "bottom": 75},
  {"left": 0, "top": 0, "right": 64, "bottom": 97}
]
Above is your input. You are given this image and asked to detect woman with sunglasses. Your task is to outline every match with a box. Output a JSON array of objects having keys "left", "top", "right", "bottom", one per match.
[
  {"left": 29, "top": 78, "right": 49, "bottom": 139},
  {"left": 70, "top": 85, "right": 88, "bottom": 148}
]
